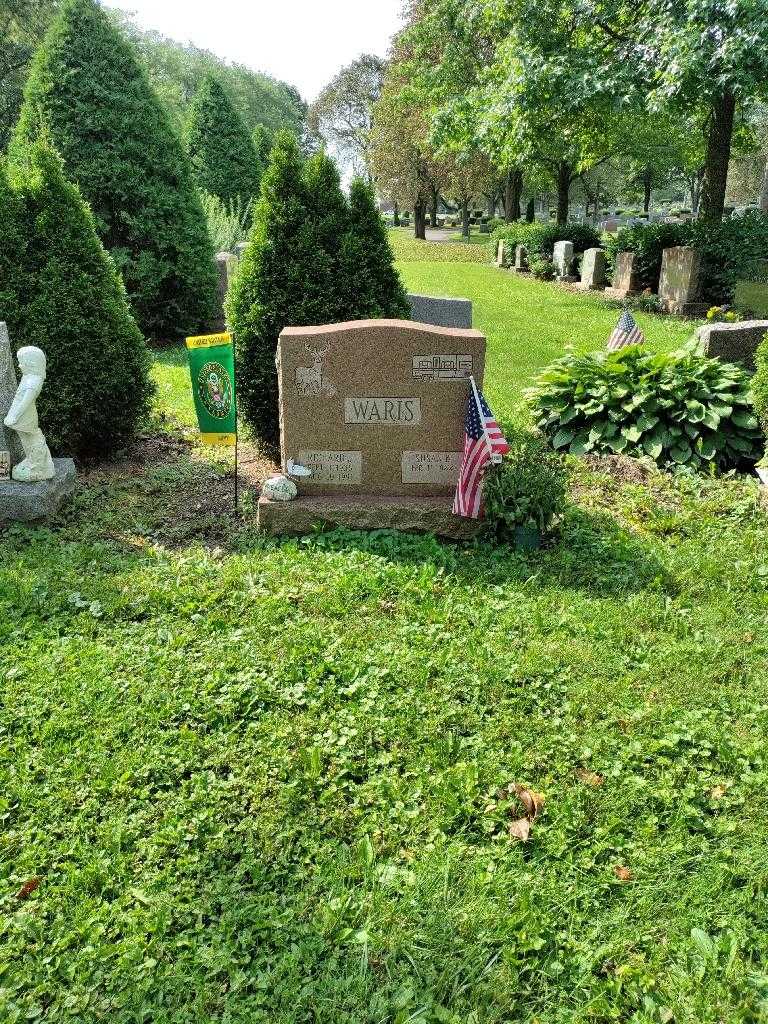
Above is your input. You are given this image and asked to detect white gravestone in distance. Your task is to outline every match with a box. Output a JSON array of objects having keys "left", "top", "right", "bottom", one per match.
[
  {"left": 552, "top": 240, "right": 575, "bottom": 280},
  {"left": 4, "top": 346, "right": 56, "bottom": 482}
]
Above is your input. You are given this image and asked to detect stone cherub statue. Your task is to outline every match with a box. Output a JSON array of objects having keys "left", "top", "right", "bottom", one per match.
[{"left": 3, "top": 346, "right": 56, "bottom": 482}]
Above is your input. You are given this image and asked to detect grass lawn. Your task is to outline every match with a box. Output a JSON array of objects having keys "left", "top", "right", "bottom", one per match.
[{"left": 2, "top": 237, "right": 768, "bottom": 1023}]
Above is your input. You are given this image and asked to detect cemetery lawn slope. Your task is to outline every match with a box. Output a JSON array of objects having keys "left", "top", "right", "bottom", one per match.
[
  {"left": 396, "top": 261, "right": 694, "bottom": 416},
  {"left": 2, "top": 457, "right": 768, "bottom": 1023}
]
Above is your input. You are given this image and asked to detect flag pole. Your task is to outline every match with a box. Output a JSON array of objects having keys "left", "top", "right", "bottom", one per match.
[{"left": 233, "top": 335, "right": 239, "bottom": 519}]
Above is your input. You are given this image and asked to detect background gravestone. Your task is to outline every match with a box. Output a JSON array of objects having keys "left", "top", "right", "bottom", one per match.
[
  {"left": 0, "top": 322, "right": 24, "bottom": 474},
  {"left": 407, "top": 293, "right": 473, "bottom": 329},
  {"left": 553, "top": 240, "right": 575, "bottom": 280},
  {"left": 514, "top": 244, "right": 528, "bottom": 272},
  {"left": 659, "top": 245, "right": 701, "bottom": 314},
  {"left": 578, "top": 248, "right": 606, "bottom": 290},
  {"left": 696, "top": 320, "right": 768, "bottom": 371},
  {"left": 605, "top": 251, "right": 638, "bottom": 298}
]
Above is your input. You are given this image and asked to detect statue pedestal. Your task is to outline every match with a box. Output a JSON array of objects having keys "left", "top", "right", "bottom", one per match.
[{"left": 0, "top": 458, "right": 76, "bottom": 522}]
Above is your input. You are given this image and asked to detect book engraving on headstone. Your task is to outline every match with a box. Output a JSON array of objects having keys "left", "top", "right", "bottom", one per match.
[
  {"left": 412, "top": 354, "right": 473, "bottom": 380},
  {"left": 297, "top": 450, "right": 363, "bottom": 484},
  {"left": 401, "top": 451, "right": 461, "bottom": 485},
  {"left": 344, "top": 397, "right": 422, "bottom": 425}
]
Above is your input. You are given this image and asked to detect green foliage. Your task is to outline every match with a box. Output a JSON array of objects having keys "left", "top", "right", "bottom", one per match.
[
  {"left": 198, "top": 191, "right": 251, "bottom": 253},
  {"left": 529, "top": 345, "right": 762, "bottom": 474},
  {"left": 529, "top": 255, "right": 555, "bottom": 281},
  {"left": 252, "top": 123, "right": 274, "bottom": 166},
  {"left": 604, "top": 222, "right": 688, "bottom": 291},
  {"left": 186, "top": 75, "right": 263, "bottom": 213},
  {"left": 12, "top": 0, "right": 217, "bottom": 342},
  {"left": 230, "top": 142, "right": 412, "bottom": 450},
  {"left": 0, "top": 160, "right": 26, "bottom": 331},
  {"left": 753, "top": 333, "right": 768, "bottom": 437},
  {"left": 344, "top": 179, "right": 410, "bottom": 319},
  {"left": 492, "top": 221, "right": 601, "bottom": 260},
  {"left": 7, "top": 146, "right": 152, "bottom": 457},
  {"left": 483, "top": 430, "right": 568, "bottom": 539}
]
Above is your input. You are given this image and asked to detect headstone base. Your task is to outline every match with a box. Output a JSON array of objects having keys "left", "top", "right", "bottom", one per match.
[
  {"left": 0, "top": 458, "right": 77, "bottom": 522},
  {"left": 604, "top": 287, "right": 635, "bottom": 299},
  {"left": 257, "top": 494, "right": 483, "bottom": 540}
]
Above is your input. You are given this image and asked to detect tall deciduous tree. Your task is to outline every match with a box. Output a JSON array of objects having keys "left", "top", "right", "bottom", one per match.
[
  {"left": 12, "top": 0, "right": 217, "bottom": 342},
  {"left": 308, "top": 54, "right": 386, "bottom": 177},
  {"left": 187, "top": 74, "right": 263, "bottom": 213}
]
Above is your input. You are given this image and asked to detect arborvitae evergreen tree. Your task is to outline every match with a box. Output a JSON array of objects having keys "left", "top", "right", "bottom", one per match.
[
  {"left": 12, "top": 0, "right": 217, "bottom": 342},
  {"left": 227, "top": 130, "right": 316, "bottom": 452},
  {"left": 344, "top": 177, "right": 411, "bottom": 319},
  {"left": 252, "top": 124, "right": 274, "bottom": 168},
  {"left": 302, "top": 151, "right": 353, "bottom": 323},
  {"left": 187, "top": 74, "right": 263, "bottom": 213},
  {"left": 9, "top": 146, "right": 152, "bottom": 457},
  {"left": 0, "top": 160, "right": 26, "bottom": 332}
]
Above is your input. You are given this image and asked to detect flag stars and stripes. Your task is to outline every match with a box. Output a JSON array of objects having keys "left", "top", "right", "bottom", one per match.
[
  {"left": 607, "top": 309, "right": 645, "bottom": 351},
  {"left": 453, "top": 378, "right": 509, "bottom": 520}
]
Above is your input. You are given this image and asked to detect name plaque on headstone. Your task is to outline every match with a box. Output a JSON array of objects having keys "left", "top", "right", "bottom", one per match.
[
  {"left": 344, "top": 397, "right": 421, "bottom": 425},
  {"left": 297, "top": 450, "right": 363, "bottom": 484},
  {"left": 401, "top": 451, "right": 461, "bottom": 485},
  {"left": 277, "top": 319, "right": 486, "bottom": 496}
]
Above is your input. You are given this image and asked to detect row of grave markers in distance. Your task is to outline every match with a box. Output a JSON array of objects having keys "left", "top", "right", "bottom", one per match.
[{"left": 494, "top": 240, "right": 707, "bottom": 316}]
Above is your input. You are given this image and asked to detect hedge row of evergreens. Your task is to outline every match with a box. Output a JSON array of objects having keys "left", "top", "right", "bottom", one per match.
[{"left": 228, "top": 132, "right": 410, "bottom": 452}]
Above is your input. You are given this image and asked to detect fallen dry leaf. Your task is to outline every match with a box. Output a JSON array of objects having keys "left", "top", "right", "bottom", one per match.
[
  {"left": 613, "top": 866, "right": 633, "bottom": 882},
  {"left": 15, "top": 878, "right": 40, "bottom": 901},
  {"left": 577, "top": 769, "right": 604, "bottom": 788},
  {"left": 710, "top": 784, "right": 728, "bottom": 800},
  {"left": 508, "top": 818, "right": 531, "bottom": 842}
]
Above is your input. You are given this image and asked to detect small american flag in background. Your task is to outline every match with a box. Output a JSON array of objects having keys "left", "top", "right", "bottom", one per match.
[
  {"left": 453, "top": 379, "right": 509, "bottom": 519},
  {"left": 607, "top": 309, "right": 645, "bottom": 351}
]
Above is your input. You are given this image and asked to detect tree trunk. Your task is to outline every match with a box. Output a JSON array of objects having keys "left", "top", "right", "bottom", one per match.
[
  {"left": 461, "top": 197, "right": 470, "bottom": 238},
  {"left": 556, "top": 161, "right": 571, "bottom": 225},
  {"left": 760, "top": 159, "right": 768, "bottom": 213},
  {"left": 486, "top": 194, "right": 496, "bottom": 219},
  {"left": 525, "top": 198, "right": 535, "bottom": 223},
  {"left": 414, "top": 198, "right": 427, "bottom": 240},
  {"left": 643, "top": 168, "right": 652, "bottom": 213},
  {"left": 504, "top": 168, "right": 523, "bottom": 223},
  {"left": 430, "top": 187, "right": 439, "bottom": 229},
  {"left": 700, "top": 90, "right": 736, "bottom": 223},
  {"left": 690, "top": 168, "right": 705, "bottom": 215},
  {"left": 393, "top": 202, "right": 400, "bottom": 227}
]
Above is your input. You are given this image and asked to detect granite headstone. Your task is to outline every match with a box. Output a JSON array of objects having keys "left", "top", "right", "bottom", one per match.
[
  {"left": 407, "top": 294, "right": 473, "bottom": 329},
  {"left": 696, "top": 320, "right": 768, "bottom": 371},
  {"left": 659, "top": 246, "right": 701, "bottom": 315},
  {"left": 605, "top": 251, "right": 638, "bottom": 298},
  {"left": 578, "top": 248, "right": 606, "bottom": 290}
]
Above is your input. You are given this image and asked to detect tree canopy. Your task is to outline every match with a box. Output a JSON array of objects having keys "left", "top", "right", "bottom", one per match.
[{"left": 308, "top": 54, "right": 386, "bottom": 177}]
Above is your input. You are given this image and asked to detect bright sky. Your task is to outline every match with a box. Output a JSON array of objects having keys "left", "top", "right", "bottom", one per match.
[{"left": 104, "top": 0, "right": 405, "bottom": 102}]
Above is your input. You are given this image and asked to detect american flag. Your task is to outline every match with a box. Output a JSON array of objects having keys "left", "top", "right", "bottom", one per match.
[
  {"left": 607, "top": 309, "right": 645, "bottom": 351},
  {"left": 453, "top": 379, "right": 510, "bottom": 519}
]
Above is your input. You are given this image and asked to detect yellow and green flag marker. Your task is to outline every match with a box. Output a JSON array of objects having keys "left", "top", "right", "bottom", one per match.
[
  {"left": 185, "top": 332, "right": 237, "bottom": 446},
  {"left": 185, "top": 331, "right": 239, "bottom": 514}
]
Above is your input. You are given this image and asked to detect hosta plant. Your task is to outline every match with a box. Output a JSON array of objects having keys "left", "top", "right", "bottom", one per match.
[{"left": 528, "top": 346, "right": 762, "bottom": 474}]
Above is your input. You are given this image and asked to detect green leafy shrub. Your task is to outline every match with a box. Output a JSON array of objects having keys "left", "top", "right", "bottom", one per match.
[
  {"left": 343, "top": 178, "right": 410, "bottom": 319},
  {"left": 753, "top": 333, "right": 768, "bottom": 436},
  {"left": 529, "top": 346, "right": 762, "bottom": 474},
  {"left": 187, "top": 74, "right": 263, "bottom": 216},
  {"left": 483, "top": 431, "right": 568, "bottom": 541},
  {"left": 529, "top": 256, "right": 555, "bottom": 281},
  {"left": 199, "top": 191, "right": 251, "bottom": 252},
  {"left": 706, "top": 305, "right": 742, "bottom": 323},
  {"left": 491, "top": 221, "right": 601, "bottom": 261},
  {"left": 7, "top": 146, "right": 152, "bottom": 457},
  {"left": 0, "top": 160, "right": 26, "bottom": 331},
  {"left": 12, "top": 0, "right": 217, "bottom": 342},
  {"left": 604, "top": 222, "right": 688, "bottom": 291}
]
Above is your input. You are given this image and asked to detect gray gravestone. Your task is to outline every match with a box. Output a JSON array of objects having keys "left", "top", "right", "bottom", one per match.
[
  {"left": 578, "top": 248, "right": 606, "bottom": 290},
  {"left": 659, "top": 246, "right": 701, "bottom": 315},
  {"left": 407, "top": 293, "right": 473, "bottom": 329},
  {"left": 696, "top": 320, "right": 768, "bottom": 371},
  {"left": 213, "top": 251, "right": 237, "bottom": 331},
  {"left": 514, "top": 244, "right": 528, "bottom": 272},
  {"left": 0, "top": 323, "right": 24, "bottom": 476},
  {"left": 553, "top": 240, "right": 575, "bottom": 280},
  {"left": 494, "top": 240, "right": 508, "bottom": 268},
  {"left": 605, "top": 251, "right": 638, "bottom": 298},
  {"left": 0, "top": 459, "right": 77, "bottom": 522}
]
